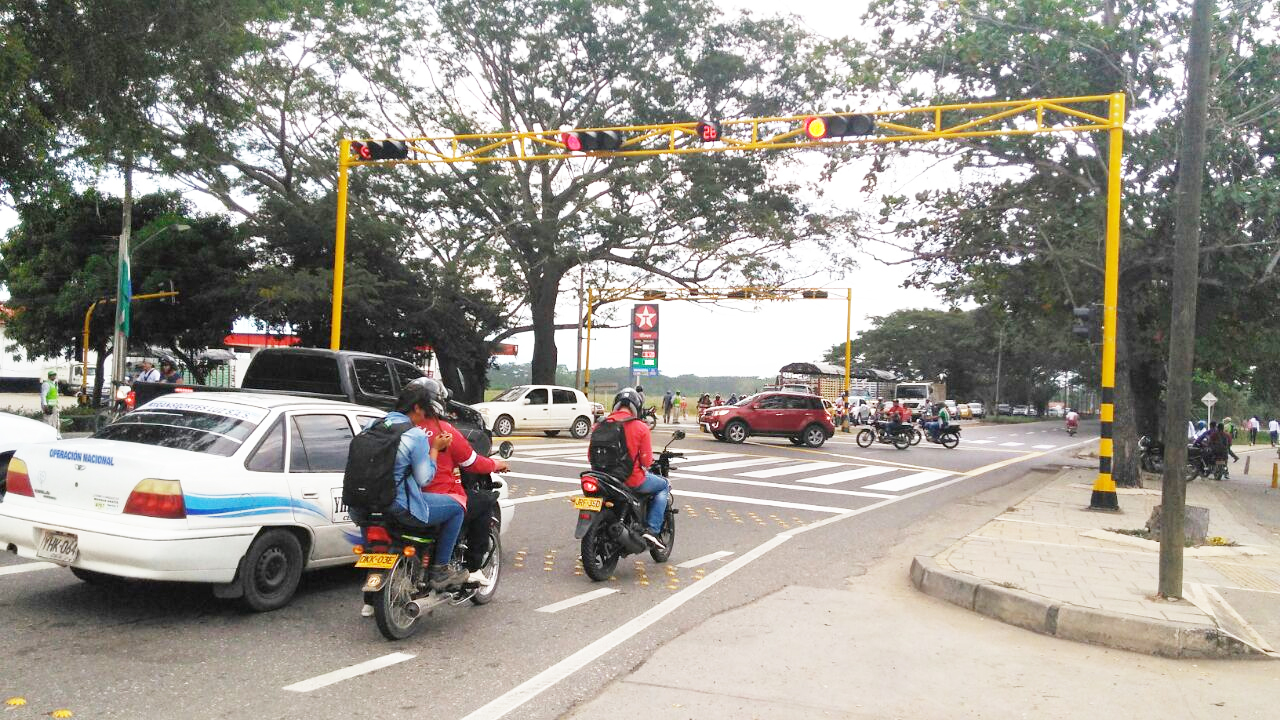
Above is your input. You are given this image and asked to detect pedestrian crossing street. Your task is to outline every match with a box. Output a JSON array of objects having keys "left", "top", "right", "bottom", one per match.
[{"left": 507, "top": 443, "right": 960, "bottom": 495}]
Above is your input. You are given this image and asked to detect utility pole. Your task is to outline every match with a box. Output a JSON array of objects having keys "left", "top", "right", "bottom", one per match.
[
  {"left": 1159, "top": 0, "right": 1214, "bottom": 599},
  {"left": 575, "top": 267, "right": 585, "bottom": 389},
  {"left": 994, "top": 329, "right": 1004, "bottom": 411}
]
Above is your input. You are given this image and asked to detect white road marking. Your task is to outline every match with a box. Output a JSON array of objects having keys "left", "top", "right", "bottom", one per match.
[
  {"left": 518, "top": 448, "right": 592, "bottom": 458},
  {"left": 796, "top": 466, "right": 896, "bottom": 485},
  {"left": 677, "top": 551, "right": 735, "bottom": 569},
  {"left": 535, "top": 588, "right": 618, "bottom": 614},
  {"left": 509, "top": 442, "right": 587, "bottom": 451},
  {"left": 672, "top": 488, "right": 851, "bottom": 514},
  {"left": 0, "top": 562, "right": 59, "bottom": 576},
  {"left": 862, "top": 470, "right": 951, "bottom": 492},
  {"left": 509, "top": 490, "right": 581, "bottom": 505},
  {"left": 968, "top": 440, "right": 994, "bottom": 445},
  {"left": 684, "top": 457, "right": 788, "bottom": 472},
  {"left": 1032, "top": 444, "right": 1057, "bottom": 450},
  {"left": 283, "top": 652, "right": 416, "bottom": 692},
  {"left": 671, "top": 452, "right": 744, "bottom": 464},
  {"left": 739, "top": 461, "right": 845, "bottom": 478},
  {"left": 998, "top": 442, "right": 1024, "bottom": 447}
]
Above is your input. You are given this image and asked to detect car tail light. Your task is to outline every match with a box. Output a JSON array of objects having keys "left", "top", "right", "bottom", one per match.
[
  {"left": 581, "top": 477, "right": 599, "bottom": 494},
  {"left": 122, "top": 478, "right": 186, "bottom": 519},
  {"left": 365, "top": 526, "right": 392, "bottom": 543},
  {"left": 4, "top": 457, "right": 34, "bottom": 497}
]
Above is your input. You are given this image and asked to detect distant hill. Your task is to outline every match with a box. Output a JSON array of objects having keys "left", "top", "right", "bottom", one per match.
[{"left": 488, "top": 363, "right": 771, "bottom": 401}]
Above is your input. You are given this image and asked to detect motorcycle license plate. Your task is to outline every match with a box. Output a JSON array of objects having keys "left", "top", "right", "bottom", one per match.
[
  {"left": 572, "top": 496, "right": 603, "bottom": 512},
  {"left": 354, "top": 553, "right": 399, "bottom": 569}
]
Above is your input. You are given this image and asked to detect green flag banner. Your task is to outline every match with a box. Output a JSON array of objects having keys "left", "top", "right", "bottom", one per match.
[{"left": 118, "top": 257, "right": 131, "bottom": 337}]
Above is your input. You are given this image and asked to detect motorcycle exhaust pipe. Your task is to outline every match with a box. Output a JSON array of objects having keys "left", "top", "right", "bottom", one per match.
[{"left": 404, "top": 593, "right": 447, "bottom": 619}]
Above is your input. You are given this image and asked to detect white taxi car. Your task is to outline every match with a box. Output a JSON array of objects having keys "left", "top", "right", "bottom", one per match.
[
  {"left": 0, "top": 393, "right": 513, "bottom": 611},
  {"left": 472, "top": 384, "right": 595, "bottom": 438},
  {"left": 1, "top": 411, "right": 60, "bottom": 500}
]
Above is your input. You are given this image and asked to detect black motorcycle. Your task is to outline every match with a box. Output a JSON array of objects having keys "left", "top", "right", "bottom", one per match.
[
  {"left": 641, "top": 405, "right": 658, "bottom": 430},
  {"left": 922, "top": 422, "right": 962, "bottom": 449},
  {"left": 1138, "top": 435, "right": 1164, "bottom": 473},
  {"left": 574, "top": 431, "right": 682, "bottom": 581},
  {"left": 855, "top": 420, "right": 913, "bottom": 450},
  {"left": 353, "top": 438, "right": 514, "bottom": 641}
]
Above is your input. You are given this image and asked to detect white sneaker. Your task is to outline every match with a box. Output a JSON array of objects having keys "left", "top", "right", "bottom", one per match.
[
  {"left": 467, "top": 570, "right": 494, "bottom": 587},
  {"left": 641, "top": 532, "right": 666, "bottom": 552},
  {"left": 360, "top": 603, "right": 375, "bottom": 618}
]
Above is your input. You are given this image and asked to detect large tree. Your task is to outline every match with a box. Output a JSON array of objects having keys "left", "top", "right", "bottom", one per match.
[{"left": 853, "top": 0, "right": 1280, "bottom": 483}]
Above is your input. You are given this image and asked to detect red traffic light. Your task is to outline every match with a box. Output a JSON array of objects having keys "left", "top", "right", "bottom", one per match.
[
  {"left": 561, "top": 129, "right": 623, "bottom": 152},
  {"left": 350, "top": 141, "right": 372, "bottom": 160},
  {"left": 696, "top": 120, "right": 722, "bottom": 142}
]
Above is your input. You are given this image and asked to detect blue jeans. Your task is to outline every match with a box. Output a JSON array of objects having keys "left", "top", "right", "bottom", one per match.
[
  {"left": 924, "top": 420, "right": 941, "bottom": 440},
  {"left": 354, "top": 495, "right": 465, "bottom": 566},
  {"left": 635, "top": 471, "right": 671, "bottom": 534}
]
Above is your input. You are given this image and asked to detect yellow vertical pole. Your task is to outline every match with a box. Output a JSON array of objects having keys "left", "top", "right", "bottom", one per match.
[
  {"left": 583, "top": 288, "right": 595, "bottom": 394},
  {"left": 330, "top": 139, "right": 352, "bottom": 351},
  {"left": 82, "top": 299, "right": 102, "bottom": 403},
  {"left": 1090, "top": 92, "right": 1126, "bottom": 511},
  {"left": 844, "top": 289, "right": 852, "bottom": 394}
]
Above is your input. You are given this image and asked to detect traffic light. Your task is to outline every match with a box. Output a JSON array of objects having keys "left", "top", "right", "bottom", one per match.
[
  {"left": 726, "top": 289, "right": 750, "bottom": 299},
  {"left": 695, "top": 120, "right": 722, "bottom": 143},
  {"left": 1072, "top": 305, "right": 1100, "bottom": 342},
  {"left": 350, "top": 141, "right": 372, "bottom": 160},
  {"left": 801, "top": 290, "right": 829, "bottom": 299},
  {"left": 364, "top": 140, "right": 410, "bottom": 160},
  {"left": 803, "top": 113, "right": 875, "bottom": 140},
  {"left": 561, "top": 130, "right": 624, "bottom": 152}
]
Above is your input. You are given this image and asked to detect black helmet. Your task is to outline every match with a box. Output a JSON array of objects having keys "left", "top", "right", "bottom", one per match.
[
  {"left": 399, "top": 377, "right": 449, "bottom": 417},
  {"left": 613, "top": 387, "right": 643, "bottom": 416}
]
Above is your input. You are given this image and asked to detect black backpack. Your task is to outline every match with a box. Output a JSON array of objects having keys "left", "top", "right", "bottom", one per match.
[
  {"left": 589, "top": 417, "right": 639, "bottom": 481},
  {"left": 342, "top": 418, "right": 415, "bottom": 511}
]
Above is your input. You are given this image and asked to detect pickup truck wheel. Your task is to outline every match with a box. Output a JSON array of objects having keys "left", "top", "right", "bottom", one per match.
[
  {"left": 493, "top": 415, "right": 514, "bottom": 436},
  {"left": 724, "top": 420, "right": 749, "bottom": 444},
  {"left": 570, "top": 416, "right": 592, "bottom": 439}
]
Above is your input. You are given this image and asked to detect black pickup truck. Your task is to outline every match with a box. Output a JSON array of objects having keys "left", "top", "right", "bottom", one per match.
[{"left": 130, "top": 347, "right": 496, "bottom": 454}]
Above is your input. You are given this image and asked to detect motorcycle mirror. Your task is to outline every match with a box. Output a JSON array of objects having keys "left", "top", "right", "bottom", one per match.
[
  {"left": 498, "top": 441, "right": 514, "bottom": 459},
  {"left": 672, "top": 430, "right": 686, "bottom": 441}
]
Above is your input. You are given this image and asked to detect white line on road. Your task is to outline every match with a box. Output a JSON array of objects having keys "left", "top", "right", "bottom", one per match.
[
  {"left": 683, "top": 457, "right": 788, "bottom": 472},
  {"left": 508, "top": 490, "right": 581, "bottom": 505},
  {"left": 967, "top": 440, "right": 994, "bottom": 445},
  {"left": 739, "top": 461, "right": 845, "bottom": 478},
  {"left": 518, "top": 447, "right": 592, "bottom": 458},
  {"left": 677, "top": 551, "right": 735, "bottom": 569},
  {"left": 509, "top": 442, "right": 586, "bottom": 451},
  {"left": 502, "top": 471, "right": 857, "bottom": 512},
  {"left": 998, "top": 442, "right": 1024, "bottom": 447},
  {"left": 0, "top": 562, "right": 58, "bottom": 576},
  {"left": 861, "top": 471, "right": 951, "bottom": 492},
  {"left": 535, "top": 588, "right": 619, "bottom": 614},
  {"left": 1032, "top": 444, "right": 1057, "bottom": 449},
  {"left": 671, "top": 452, "right": 745, "bottom": 464},
  {"left": 797, "top": 466, "right": 896, "bottom": 486},
  {"left": 283, "top": 652, "right": 416, "bottom": 693}
]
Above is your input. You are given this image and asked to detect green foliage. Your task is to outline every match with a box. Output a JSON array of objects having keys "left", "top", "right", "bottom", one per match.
[{"left": 487, "top": 363, "right": 769, "bottom": 400}]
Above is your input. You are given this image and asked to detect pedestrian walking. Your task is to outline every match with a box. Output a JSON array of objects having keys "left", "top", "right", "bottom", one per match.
[
  {"left": 676, "top": 391, "right": 686, "bottom": 423},
  {"left": 136, "top": 360, "right": 161, "bottom": 383},
  {"left": 1270, "top": 418, "right": 1279, "bottom": 447},
  {"left": 39, "top": 370, "right": 60, "bottom": 430},
  {"left": 662, "top": 390, "right": 674, "bottom": 424},
  {"left": 1248, "top": 416, "right": 1260, "bottom": 445}
]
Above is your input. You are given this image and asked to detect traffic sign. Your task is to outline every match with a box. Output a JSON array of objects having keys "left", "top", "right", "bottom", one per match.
[{"left": 1201, "top": 392, "right": 1217, "bottom": 407}]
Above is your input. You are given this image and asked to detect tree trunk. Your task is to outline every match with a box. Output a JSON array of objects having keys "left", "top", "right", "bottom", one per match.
[
  {"left": 436, "top": 352, "right": 488, "bottom": 404},
  {"left": 1159, "top": 0, "right": 1214, "bottom": 599},
  {"left": 528, "top": 272, "right": 564, "bottom": 385},
  {"left": 92, "top": 340, "right": 109, "bottom": 409}
]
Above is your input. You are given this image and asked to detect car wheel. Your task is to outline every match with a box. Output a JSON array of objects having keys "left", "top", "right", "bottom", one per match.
[
  {"left": 802, "top": 424, "right": 827, "bottom": 448},
  {"left": 723, "top": 420, "right": 749, "bottom": 444},
  {"left": 570, "top": 416, "right": 592, "bottom": 439},
  {"left": 493, "top": 415, "right": 514, "bottom": 436},
  {"left": 855, "top": 428, "right": 874, "bottom": 448},
  {"left": 237, "top": 529, "right": 304, "bottom": 613},
  {"left": 788, "top": 436, "right": 804, "bottom": 446},
  {"left": 544, "top": 430, "right": 561, "bottom": 437}
]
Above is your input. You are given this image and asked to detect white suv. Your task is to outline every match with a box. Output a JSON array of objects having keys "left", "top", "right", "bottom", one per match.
[{"left": 473, "top": 385, "right": 595, "bottom": 438}]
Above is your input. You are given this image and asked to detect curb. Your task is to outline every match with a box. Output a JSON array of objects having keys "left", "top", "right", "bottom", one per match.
[{"left": 910, "top": 556, "right": 1261, "bottom": 659}]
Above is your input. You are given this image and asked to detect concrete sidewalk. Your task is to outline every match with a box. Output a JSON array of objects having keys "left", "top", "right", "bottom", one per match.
[{"left": 913, "top": 461, "right": 1280, "bottom": 658}]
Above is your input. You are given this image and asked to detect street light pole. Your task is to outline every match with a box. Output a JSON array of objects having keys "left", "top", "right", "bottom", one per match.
[{"left": 111, "top": 223, "right": 190, "bottom": 384}]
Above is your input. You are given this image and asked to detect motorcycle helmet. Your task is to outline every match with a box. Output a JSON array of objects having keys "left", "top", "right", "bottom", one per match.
[
  {"left": 613, "top": 387, "right": 643, "bottom": 417},
  {"left": 1196, "top": 420, "right": 1207, "bottom": 431},
  {"left": 402, "top": 376, "right": 449, "bottom": 417}
]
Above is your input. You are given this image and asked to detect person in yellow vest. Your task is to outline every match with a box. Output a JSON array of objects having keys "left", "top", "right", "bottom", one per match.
[{"left": 40, "top": 370, "right": 60, "bottom": 430}]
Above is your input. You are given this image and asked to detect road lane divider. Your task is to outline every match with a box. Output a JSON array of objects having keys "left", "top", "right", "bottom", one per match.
[
  {"left": 535, "top": 588, "right": 618, "bottom": 614},
  {"left": 282, "top": 652, "right": 416, "bottom": 693},
  {"left": 677, "top": 551, "right": 734, "bottom": 569}
]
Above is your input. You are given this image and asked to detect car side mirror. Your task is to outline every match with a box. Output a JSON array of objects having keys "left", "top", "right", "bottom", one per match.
[
  {"left": 672, "top": 430, "right": 686, "bottom": 440},
  {"left": 498, "top": 441, "right": 514, "bottom": 459},
  {"left": 522, "top": 398, "right": 532, "bottom": 405}
]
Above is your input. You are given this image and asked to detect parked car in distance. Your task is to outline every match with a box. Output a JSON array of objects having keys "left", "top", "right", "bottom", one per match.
[
  {"left": 968, "top": 402, "right": 986, "bottom": 419},
  {"left": 780, "top": 383, "right": 812, "bottom": 394},
  {"left": 472, "top": 385, "right": 595, "bottom": 438},
  {"left": 1026, "top": 407, "right": 1039, "bottom": 417},
  {"left": 995, "top": 403, "right": 1012, "bottom": 416},
  {"left": 699, "top": 392, "right": 835, "bottom": 448},
  {"left": 1011, "top": 405, "right": 1029, "bottom": 416},
  {"left": 944, "top": 400, "right": 959, "bottom": 417},
  {"left": 955, "top": 404, "right": 973, "bottom": 420}
]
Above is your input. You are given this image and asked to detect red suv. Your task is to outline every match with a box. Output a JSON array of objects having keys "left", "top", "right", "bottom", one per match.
[{"left": 700, "top": 392, "right": 835, "bottom": 447}]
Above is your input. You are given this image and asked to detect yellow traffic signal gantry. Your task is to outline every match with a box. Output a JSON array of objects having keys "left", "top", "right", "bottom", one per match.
[{"left": 330, "top": 92, "right": 1126, "bottom": 509}]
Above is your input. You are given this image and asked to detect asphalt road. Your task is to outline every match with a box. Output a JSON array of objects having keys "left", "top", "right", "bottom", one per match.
[{"left": 0, "top": 418, "right": 1096, "bottom": 720}]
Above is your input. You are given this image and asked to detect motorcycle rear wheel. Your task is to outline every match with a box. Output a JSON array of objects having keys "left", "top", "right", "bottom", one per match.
[
  {"left": 650, "top": 508, "right": 675, "bottom": 563},
  {"left": 1184, "top": 462, "right": 1200, "bottom": 482},
  {"left": 892, "top": 432, "right": 911, "bottom": 450},
  {"left": 940, "top": 431, "right": 960, "bottom": 449},
  {"left": 581, "top": 524, "right": 621, "bottom": 582},
  {"left": 470, "top": 527, "right": 502, "bottom": 605},
  {"left": 372, "top": 557, "right": 421, "bottom": 640},
  {"left": 909, "top": 428, "right": 923, "bottom": 446},
  {"left": 855, "top": 428, "right": 874, "bottom": 448}
]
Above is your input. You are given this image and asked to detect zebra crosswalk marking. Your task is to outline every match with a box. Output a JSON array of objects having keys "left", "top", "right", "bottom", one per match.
[
  {"left": 796, "top": 466, "right": 896, "bottom": 486},
  {"left": 998, "top": 442, "right": 1024, "bottom": 447},
  {"left": 673, "top": 453, "right": 745, "bottom": 464},
  {"left": 681, "top": 457, "right": 789, "bottom": 473},
  {"left": 861, "top": 470, "right": 951, "bottom": 492},
  {"left": 968, "top": 440, "right": 994, "bottom": 445},
  {"left": 518, "top": 447, "right": 592, "bottom": 458},
  {"left": 738, "top": 461, "right": 845, "bottom": 478}
]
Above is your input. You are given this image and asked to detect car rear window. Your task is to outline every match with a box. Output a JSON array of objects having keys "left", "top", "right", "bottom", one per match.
[
  {"left": 95, "top": 400, "right": 265, "bottom": 456},
  {"left": 242, "top": 353, "right": 342, "bottom": 395},
  {"left": 553, "top": 389, "right": 578, "bottom": 404}
]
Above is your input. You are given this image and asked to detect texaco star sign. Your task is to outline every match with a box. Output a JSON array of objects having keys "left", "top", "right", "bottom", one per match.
[{"left": 634, "top": 306, "right": 658, "bottom": 330}]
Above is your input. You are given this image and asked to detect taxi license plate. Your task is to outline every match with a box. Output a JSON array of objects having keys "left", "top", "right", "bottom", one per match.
[
  {"left": 354, "top": 553, "right": 399, "bottom": 569},
  {"left": 37, "top": 530, "right": 79, "bottom": 563},
  {"left": 572, "top": 496, "right": 603, "bottom": 512}
]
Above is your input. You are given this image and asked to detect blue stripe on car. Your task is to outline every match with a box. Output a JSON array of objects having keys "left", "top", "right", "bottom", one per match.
[{"left": 185, "top": 493, "right": 328, "bottom": 521}]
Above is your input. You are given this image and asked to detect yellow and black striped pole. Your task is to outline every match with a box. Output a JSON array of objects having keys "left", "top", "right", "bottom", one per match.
[{"left": 1090, "top": 92, "right": 1126, "bottom": 511}]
